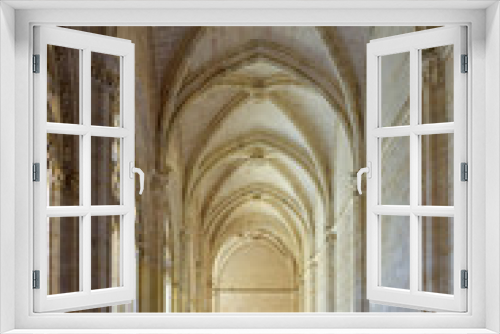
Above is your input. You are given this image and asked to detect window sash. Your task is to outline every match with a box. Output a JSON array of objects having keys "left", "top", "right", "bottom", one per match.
[
  {"left": 33, "top": 26, "right": 136, "bottom": 313},
  {"left": 366, "top": 26, "right": 467, "bottom": 312}
]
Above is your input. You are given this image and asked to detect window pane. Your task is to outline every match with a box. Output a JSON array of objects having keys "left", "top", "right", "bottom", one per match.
[
  {"left": 380, "top": 215, "right": 410, "bottom": 290},
  {"left": 47, "top": 134, "right": 80, "bottom": 206},
  {"left": 381, "top": 136, "right": 410, "bottom": 205},
  {"left": 48, "top": 217, "right": 80, "bottom": 295},
  {"left": 91, "top": 216, "right": 121, "bottom": 290},
  {"left": 47, "top": 45, "right": 80, "bottom": 124},
  {"left": 421, "top": 217, "right": 454, "bottom": 295},
  {"left": 380, "top": 52, "right": 410, "bottom": 127},
  {"left": 421, "top": 134, "right": 454, "bottom": 206},
  {"left": 91, "top": 137, "right": 121, "bottom": 206},
  {"left": 421, "top": 45, "right": 454, "bottom": 124},
  {"left": 91, "top": 52, "right": 121, "bottom": 127}
]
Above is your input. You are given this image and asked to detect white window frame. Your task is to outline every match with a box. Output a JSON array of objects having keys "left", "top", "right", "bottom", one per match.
[{"left": 0, "top": 1, "right": 498, "bottom": 333}]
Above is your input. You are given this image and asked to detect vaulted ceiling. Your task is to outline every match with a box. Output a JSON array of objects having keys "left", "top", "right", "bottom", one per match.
[{"left": 159, "top": 26, "right": 364, "bottom": 280}]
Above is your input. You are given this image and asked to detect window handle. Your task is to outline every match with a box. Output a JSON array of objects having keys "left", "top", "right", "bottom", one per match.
[
  {"left": 357, "top": 162, "right": 372, "bottom": 195},
  {"left": 129, "top": 162, "right": 144, "bottom": 195}
]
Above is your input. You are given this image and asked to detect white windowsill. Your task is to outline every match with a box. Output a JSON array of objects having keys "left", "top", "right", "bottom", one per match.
[{"left": 4, "top": 330, "right": 498, "bottom": 334}]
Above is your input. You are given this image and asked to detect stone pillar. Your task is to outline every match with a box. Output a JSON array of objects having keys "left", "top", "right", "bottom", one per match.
[
  {"left": 136, "top": 169, "right": 170, "bottom": 312},
  {"left": 326, "top": 231, "right": 337, "bottom": 312},
  {"left": 297, "top": 275, "right": 305, "bottom": 312},
  {"left": 303, "top": 260, "right": 317, "bottom": 312}
]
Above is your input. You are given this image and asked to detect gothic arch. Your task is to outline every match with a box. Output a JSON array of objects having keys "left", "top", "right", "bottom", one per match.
[{"left": 159, "top": 26, "right": 363, "bottom": 312}]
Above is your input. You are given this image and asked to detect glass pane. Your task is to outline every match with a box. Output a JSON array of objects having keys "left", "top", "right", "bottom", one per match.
[
  {"left": 91, "top": 52, "right": 121, "bottom": 127},
  {"left": 421, "top": 134, "right": 454, "bottom": 206},
  {"left": 47, "top": 134, "right": 80, "bottom": 206},
  {"left": 380, "top": 52, "right": 410, "bottom": 127},
  {"left": 91, "top": 216, "right": 121, "bottom": 290},
  {"left": 48, "top": 217, "right": 80, "bottom": 295},
  {"left": 91, "top": 137, "right": 121, "bottom": 206},
  {"left": 380, "top": 215, "right": 410, "bottom": 290},
  {"left": 381, "top": 136, "right": 410, "bottom": 205},
  {"left": 421, "top": 217, "right": 454, "bottom": 294},
  {"left": 47, "top": 45, "right": 80, "bottom": 124},
  {"left": 421, "top": 45, "right": 454, "bottom": 124}
]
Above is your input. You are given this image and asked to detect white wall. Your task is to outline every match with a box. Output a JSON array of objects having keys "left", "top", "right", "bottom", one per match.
[
  {"left": 485, "top": 2, "right": 500, "bottom": 333},
  {"left": 0, "top": 2, "right": 16, "bottom": 332}
]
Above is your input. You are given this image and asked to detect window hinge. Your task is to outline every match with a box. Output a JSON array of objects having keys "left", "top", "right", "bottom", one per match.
[
  {"left": 461, "top": 54, "right": 468, "bottom": 73},
  {"left": 32, "top": 270, "right": 40, "bottom": 289},
  {"left": 33, "top": 54, "right": 40, "bottom": 73},
  {"left": 461, "top": 270, "right": 468, "bottom": 289},
  {"left": 33, "top": 163, "right": 40, "bottom": 182},
  {"left": 461, "top": 162, "right": 468, "bottom": 181}
]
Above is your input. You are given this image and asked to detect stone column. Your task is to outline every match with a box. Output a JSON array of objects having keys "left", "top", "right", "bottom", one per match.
[
  {"left": 303, "top": 259, "right": 317, "bottom": 312},
  {"left": 326, "top": 231, "right": 337, "bottom": 312},
  {"left": 136, "top": 169, "right": 170, "bottom": 312}
]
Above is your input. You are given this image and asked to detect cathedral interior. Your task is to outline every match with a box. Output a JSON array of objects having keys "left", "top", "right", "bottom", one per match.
[{"left": 46, "top": 26, "right": 454, "bottom": 313}]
